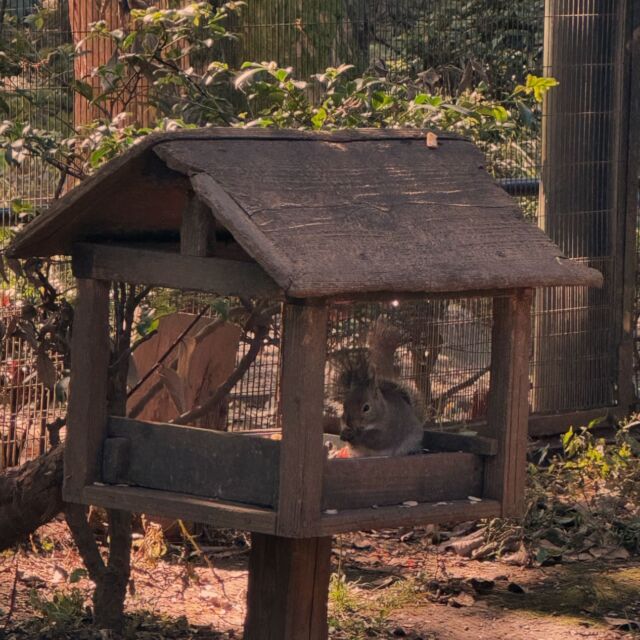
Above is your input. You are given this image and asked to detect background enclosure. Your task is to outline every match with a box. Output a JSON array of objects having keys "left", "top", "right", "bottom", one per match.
[{"left": 0, "top": 0, "right": 639, "bottom": 466}]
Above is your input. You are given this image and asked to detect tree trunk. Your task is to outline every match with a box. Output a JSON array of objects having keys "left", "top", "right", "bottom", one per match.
[{"left": 0, "top": 445, "right": 63, "bottom": 551}]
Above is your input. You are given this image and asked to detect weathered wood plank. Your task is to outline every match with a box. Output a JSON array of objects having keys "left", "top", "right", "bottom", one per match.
[
  {"left": 105, "top": 417, "right": 280, "bottom": 508},
  {"left": 83, "top": 484, "right": 277, "bottom": 533},
  {"left": 527, "top": 406, "right": 621, "bottom": 437},
  {"left": 615, "top": 0, "right": 640, "bottom": 412},
  {"left": 180, "top": 192, "right": 215, "bottom": 257},
  {"left": 9, "top": 129, "right": 601, "bottom": 298},
  {"left": 72, "top": 242, "right": 283, "bottom": 298},
  {"left": 422, "top": 430, "right": 497, "bottom": 456},
  {"left": 244, "top": 534, "right": 332, "bottom": 640},
  {"left": 484, "top": 290, "right": 532, "bottom": 518},
  {"left": 322, "top": 452, "right": 483, "bottom": 511},
  {"left": 277, "top": 302, "right": 328, "bottom": 537},
  {"left": 161, "top": 136, "right": 603, "bottom": 296},
  {"left": 318, "top": 499, "right": 501, "bottom": 536},
  {"left": 102, "top": 437, "right": 130, "bottom": 485},
  {"left": 63, "top": 278, "right": 111, "bottom": 503}
]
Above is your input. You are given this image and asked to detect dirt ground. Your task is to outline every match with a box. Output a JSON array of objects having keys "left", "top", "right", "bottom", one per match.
[{"left": 1, "top": 518, "right": 639, "bottom": 639}]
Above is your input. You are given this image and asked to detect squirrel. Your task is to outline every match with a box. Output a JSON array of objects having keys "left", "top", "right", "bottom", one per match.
[{"left": 332, "top": 320, "right": 425, "bottom": 458}]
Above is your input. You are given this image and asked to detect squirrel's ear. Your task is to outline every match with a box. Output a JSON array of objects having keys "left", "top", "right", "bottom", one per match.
[{"left": 368, "top": 362, "right": 379, "bottom": 387}]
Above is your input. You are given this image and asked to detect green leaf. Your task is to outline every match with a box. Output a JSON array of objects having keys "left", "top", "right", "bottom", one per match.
[
  {"left": 311, "top": 107, "right": 327, "bottom": 129},
  {"left": 10, "top": 198, "right": 34, "bottom": 215},
  {"left": 89, "top": 146, "right": 111, "bottom": 168},
  {"left": 122, "top": 31, "right": 138, "bottom": 50},
  {"left": 562, "top": 427, "right": 574, "bottom": 450},
  {"left": 69, "top": 568, "right": 88, "bottom": 584},
  {"left": 70, "top": 79, "right": 95, "bottom": 102}
]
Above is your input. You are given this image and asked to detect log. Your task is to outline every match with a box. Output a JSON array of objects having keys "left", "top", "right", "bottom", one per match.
[{"left": 0, "top": 446, "right": 63, "bottom": 551}]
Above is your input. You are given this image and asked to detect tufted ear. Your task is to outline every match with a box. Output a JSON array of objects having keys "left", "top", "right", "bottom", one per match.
[{"left": 332, "top": 349, "right": 376, "bottom": 400}]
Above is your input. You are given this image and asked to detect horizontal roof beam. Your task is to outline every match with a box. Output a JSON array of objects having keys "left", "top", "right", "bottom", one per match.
[{"left": 72, "top": 242, "right": 284, "bottom": 299}]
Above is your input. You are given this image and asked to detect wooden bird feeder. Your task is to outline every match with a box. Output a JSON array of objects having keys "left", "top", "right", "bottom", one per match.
[{"left": 8, "top": 128, "right": 602, "bottom": 639}]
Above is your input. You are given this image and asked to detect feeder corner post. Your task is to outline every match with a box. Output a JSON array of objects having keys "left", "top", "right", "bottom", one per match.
[
  {"left": 63, "top": 277, "right": 112, "bottom": 503},
  {"left": 245, "top": 299, "right": 332, "bottom": 640},
  {"left": 484, "top": 289, "right": 533, "bottom": 518}
]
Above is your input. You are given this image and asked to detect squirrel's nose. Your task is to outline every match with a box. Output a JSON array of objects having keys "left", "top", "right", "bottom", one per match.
[{"left": 340, "top": 428, "right": 355, "bottom": 442}]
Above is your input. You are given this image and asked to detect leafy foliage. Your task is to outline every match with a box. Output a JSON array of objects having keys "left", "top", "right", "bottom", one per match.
[
  {"left": 0, "top": 0, "right": 555, "bottom": 430},
  {"left": 29, "top": 587, "right": 86, "bottom": 630},
  {"left": 483, "top": 419, "right": 640, "bottom": 564}
]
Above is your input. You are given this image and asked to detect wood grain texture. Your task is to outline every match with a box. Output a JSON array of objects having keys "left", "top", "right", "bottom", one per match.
[
  {"left": 102, "top": 437, "right": 130, "bottom": 485},
  {"left": 82, "top": 484, "right": 277, "bottom": 532},
  {"left": 422, "top": 430, "right": 497, "bottom": 455},
  {"left": 244, "top": 534, "right": 331, "bottom": 640},
  {"left": 8, "top": 129, "right": 601, "bottom": 296},
  {"left": 484, "top": 290, "right": 532, "bottom": 518},
  {"left": 72, "top": 242, "right": 282, "bottom": 298},
  {"left": 181, "top": 193, "right": 215, "bottom": 257},
  {"left": 318, "top": 498, "right": 501, "bottom": 536},
  {"left": 322, "top": 452, "right": 483, "bottom": 511},
  {"left": 277, "top": 302, "right": 328, "bottom": 537},
  {"left": 615, "top": 0, "right": 640, "bottom": 411},
  {"left": 63, "top": 279, "right": 111, "bottom": 503},
  {"left": 128, "top": 313, "right": 241, "bottom": 427},
  {"left": 105, "top": 417, "right": 280, "bottom": 507},
  {"left": 527, "top": 406, "right": 621, "bottom": 437}
]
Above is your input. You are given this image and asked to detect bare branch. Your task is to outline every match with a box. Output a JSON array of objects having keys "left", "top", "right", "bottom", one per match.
[
  {"left": 172, "top": 322, "right": 269, "bottom": 425},
  {"left": 434, "top": 365, "right": 490, "bottom": 408},
  {"left": 64, "top": 503, "right": 106, "bottom": 583},
  {"left": 127, "top": 305, "right": 209, "bottom": 398}
]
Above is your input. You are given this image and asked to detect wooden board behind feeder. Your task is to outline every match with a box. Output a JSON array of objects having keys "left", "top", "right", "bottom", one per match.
[{"left": 128, "top": 312, "right": 241, "bottom": 429}]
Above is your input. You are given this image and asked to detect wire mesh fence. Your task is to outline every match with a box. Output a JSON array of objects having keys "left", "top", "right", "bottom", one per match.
[{"left": 0, "top": 0, "right": 637, "bottom": 466}]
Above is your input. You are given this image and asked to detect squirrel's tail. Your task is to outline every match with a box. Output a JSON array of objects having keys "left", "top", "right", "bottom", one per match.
[{"left": 367, "top": 318, "right": 404, "bottom": 380}]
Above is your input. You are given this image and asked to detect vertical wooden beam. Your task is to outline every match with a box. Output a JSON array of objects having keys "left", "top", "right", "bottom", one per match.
[
  {"left": 276, "top": 301, "right": 328, "bottom": 537},
  {"left": 244, "top": 534, "right": 332, "bottom": 640},
  {"left": 180, "top": 193, "right": 215, "bottom": 257},
  {"left": 484, "top": 290, "right": 532, "bottom": 518},
  {"left": 616, "top": 0, "right": 640, "bottom": 411},
  {"left": 63, "top": 279, "right": 111, "bottom": 502}
]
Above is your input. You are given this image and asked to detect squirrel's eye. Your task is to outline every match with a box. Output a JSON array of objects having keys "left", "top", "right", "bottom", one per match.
[{"left": 362, "top": 403, "right": 371, "bottom": 413}]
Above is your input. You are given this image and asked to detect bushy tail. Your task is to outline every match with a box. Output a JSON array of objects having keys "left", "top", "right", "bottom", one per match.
[{"left": 367, "top": 318, "right": 404, "bottom": 380}]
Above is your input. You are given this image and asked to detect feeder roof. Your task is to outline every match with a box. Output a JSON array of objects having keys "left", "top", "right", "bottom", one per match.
[{"left": 7, "top": 128, "right": 602, "bottom": 297}]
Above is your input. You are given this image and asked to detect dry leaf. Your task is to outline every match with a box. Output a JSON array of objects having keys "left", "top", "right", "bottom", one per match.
[
  {"left": 604, "top": 617, "right": 640, "bottom": 631},
  {"left": 449, "top": 592, "right": 475, "bottom": 608},
  {"left": 441, "top": 529, "right": 485, "bottom": 557},
  {"left": 36, "top": 348, "right": 57, "bottom": 391},
  {"left": 51, "top": 565, "right": 68, "bottom": 584},
  {"left": 426, "top": 132, "right": 439, "bottom": 149}
]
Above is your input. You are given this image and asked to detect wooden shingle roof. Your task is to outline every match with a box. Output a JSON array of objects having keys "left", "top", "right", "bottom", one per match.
[{"left": 7, "top": 128, "right": 602, "bottom": 297}]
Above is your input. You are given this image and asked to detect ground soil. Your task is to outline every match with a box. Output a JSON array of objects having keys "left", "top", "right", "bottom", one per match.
[{"left": 0, "top": 518, "right": 638, "bottom": 639}]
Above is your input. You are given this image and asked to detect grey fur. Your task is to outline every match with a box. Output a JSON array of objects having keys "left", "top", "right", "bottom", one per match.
[{"left": 333, "top": 347, "right": 425, "bottom": 458}]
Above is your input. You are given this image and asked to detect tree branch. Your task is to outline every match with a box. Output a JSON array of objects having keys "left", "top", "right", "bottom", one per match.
[
  {"left": 127, "top": 305, "right": 209, "bottom": 398},
  {"left": 171, "top": 322, "right": 269, "bottom": 425},
  {"left": 64, "top": 503, "right": 106, "bottom": 583},
  {"left": 434, "top": 365, "right": 491, "bottom": 408}
]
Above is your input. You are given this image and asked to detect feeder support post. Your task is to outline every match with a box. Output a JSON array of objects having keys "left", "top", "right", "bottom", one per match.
[
  {"left": 484, "top": 289, "right": 532, "bottom": 518},
  {"left": 244, "top": 534, "right": 332, "bottom": 640},
  {"left": 63, "top": 278, "right": 111, "bottom": 502},
  {"left": 244, "top": 300, "right": 331, "bottom": 639},
  {"left": 276, "top": 299, "right": 328, "bottom": 536}
]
